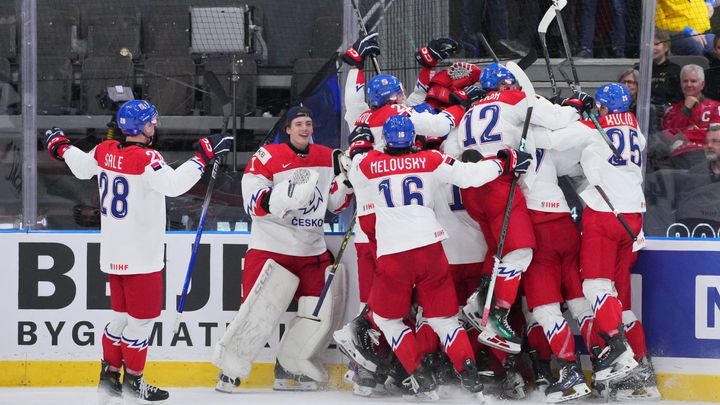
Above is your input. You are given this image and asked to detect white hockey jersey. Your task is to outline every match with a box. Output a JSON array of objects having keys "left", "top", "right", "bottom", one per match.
[
  {"left": 434, "top": 183, "right": 487, "bottom": 264},
  {"left": 343, "top": 67, "right": 463, "bottom": 151},
  {"left": 546, "top": 113, "right": 646, "bottom": 213},
  {"left": 348, "top": 149, "right": 503, "bottom": 257},
  {"left": 449, "top": 90, "right": 579, "bottom": 191},
  {"left": 63, "top": 141, "right": 205, "bottom": 275},
  {"left": 242, "top": 142, "right": 353, "bottom": 256}
]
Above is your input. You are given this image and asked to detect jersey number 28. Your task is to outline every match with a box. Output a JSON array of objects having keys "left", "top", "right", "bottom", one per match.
[{"left": 99, "top": 171, "right": 129, "bottom": 218}]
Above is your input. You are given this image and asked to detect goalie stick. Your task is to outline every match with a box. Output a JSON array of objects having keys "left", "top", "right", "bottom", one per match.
[
  {"left": 481, "top": 61, "right": 536, "bottom": 327},
  {"left": 173, "top": 74, "right": 231, "bottom": 335}
]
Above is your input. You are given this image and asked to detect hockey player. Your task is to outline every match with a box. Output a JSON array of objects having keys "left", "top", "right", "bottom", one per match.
[
  {"left": 521, "top": 144, "right": 595, "bottom": 402},
  {"left": 43, "top": 99, "right": 233, "bottom": 403},
  {"left": 456, "top": 63, "right": 583, "bottom": 354},
  {"left": 348, "top": 114, "right": 532, "bottom": 401},
  {"left": 213, "top": 106, "right": 353, "bottom": 393},
  {"left": 544, "top": 83, "right": 646, "bottom": 385}
]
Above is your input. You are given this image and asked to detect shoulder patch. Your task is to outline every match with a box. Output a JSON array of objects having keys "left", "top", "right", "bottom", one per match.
[{"left": 255, "top": 147, "right": 272, "bottom": 165}]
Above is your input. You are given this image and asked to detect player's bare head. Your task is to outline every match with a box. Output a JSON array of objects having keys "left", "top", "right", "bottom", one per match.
[
  {"left": 680, "top": 64, "right": 705, "bottom": 98},
  {"left": 705, "top": 124, "right": 720, "bottom": 163},
  {"left": 285, "top": 106, "right": 313, "bottom": 149},
  {"left": 367, "top": 74, "right": 405, "bottom": 109},
  {"left": 117, "top": 100, "right": 159, "bottom": 144}
]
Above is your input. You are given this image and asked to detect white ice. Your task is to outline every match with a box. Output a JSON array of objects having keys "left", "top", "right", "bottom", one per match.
[{"left": 0, "top": 387, "right": 715, "bottom": 405}]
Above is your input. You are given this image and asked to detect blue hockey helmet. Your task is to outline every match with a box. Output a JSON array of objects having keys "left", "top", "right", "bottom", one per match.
[
  {"left": 383, "top": 115, "right": 415, "bottom": 148},
  {"left": 594, "top": 83, "right": 632, "bottom": 113},
  {"left": 117, "top": 100, "right": 158, "bottom": 135},
  {"left": 367, "top": 74, "right": 404, "bottom": 108},
  {"left": 479, "top": 62, "right": 516, "bottom": 90}
]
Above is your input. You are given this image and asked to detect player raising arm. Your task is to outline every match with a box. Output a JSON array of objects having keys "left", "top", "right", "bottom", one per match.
[{"left": 43, "top": 99, "right": 232, "bottom": 403}]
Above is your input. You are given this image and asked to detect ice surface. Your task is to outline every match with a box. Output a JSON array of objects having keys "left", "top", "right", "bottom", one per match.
[{"left": 0, "top": 387, "right": 715, "bottom": 405}]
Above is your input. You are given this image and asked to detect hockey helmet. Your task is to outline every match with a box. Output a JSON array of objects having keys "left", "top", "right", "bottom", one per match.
[
  {"left": 479, "top": 62, "right": 516, "bottom": 90},
  {"left": 594, "top": 83, "right": 632, "bottom": 114},
  {"left": 117, "top": 100, "right": 158, "bottom": 135},
  {"left": 383, "top": 115, "right": 415, "bottom": 148},
  {"left": 367, "top": 74, "right": 404, "bottom": 108}
]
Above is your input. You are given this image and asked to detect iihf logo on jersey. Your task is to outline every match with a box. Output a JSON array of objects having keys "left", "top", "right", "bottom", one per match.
[{"left": 299, "top": 186, "right": 324, "bottom": 215}]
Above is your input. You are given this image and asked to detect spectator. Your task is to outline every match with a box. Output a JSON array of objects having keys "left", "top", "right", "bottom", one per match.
[
  {"left": 618, "top": 68, "right": 639, "bottom": 113},
  {"left": 662, "top": 64, "right": 720, "bottom": 169},
  {"left": 460, "top": 0, "right": 528, "bottom": 58},
  {"left": 576, "top": 0, "right": 626, "bottom": 58},
  {"left": 656, "top": 0, "right": 715, "bottom": 56},
  {"left": 651, "top": 30, "right": 683, "bottom": 106},
  {"left": 674, "top": 125, "right": 720, "bottom": 231},
  {"left": 704, "top": 36, "right": 720, "bottom": 101}
]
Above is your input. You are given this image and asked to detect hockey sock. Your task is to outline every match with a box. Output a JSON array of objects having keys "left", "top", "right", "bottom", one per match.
[
  {"left": 415, "top": 317, "right": 440, "bottom": 359},
  {"left": 120, "top": 316, "right": 153, "bottom": 374},
  {"left": 623, "top": 311, "right": 648, "bottom": 360},
  {"left": 374, "top": 313, "right": 420, "bottom": 374},
  {"left": 427, "top": 316, "right": 474, "bottom": 372},
  {"left": 526, "top": 320, "right": 552, "bottom": 361},
  {"left": 102, "top": 317, "right": 127, "bottom": 370},
  {"left": 567, "top": 297, "right": 595, "bottom": 352},
  {"left": 583, "top": 279, "right": 623, "bottom": 340},
  {"left": 493, "top": 266, "right": 522, "bottom": 309},
  {"left": 533, "top": 304, "right": 576, "bottom": 362}
]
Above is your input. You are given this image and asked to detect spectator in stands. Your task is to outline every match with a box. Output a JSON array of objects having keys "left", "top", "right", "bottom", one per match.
[
  {"left": 576, "top": 0, "right": 626, "bottom": 58},
  {"left": 704, "top": 36, "right": 720, "bottom": 101},
  {"left": 656, "top": 0, "right": 716, "bottom": 56},
  {"left": 662, "top": 64, "right": 720, "bottom": 169},
  {"left": 674, "top": 124, "right": 720, "bottom": 231},
  {"left": 618, "top": 69, "right": 639, "bottom": 113},
  {"left": 460, "top": 0, "right": 528, "bottom": 58},
  {"left": 652, "top": 30, "right": 683, "bottom": 106}
]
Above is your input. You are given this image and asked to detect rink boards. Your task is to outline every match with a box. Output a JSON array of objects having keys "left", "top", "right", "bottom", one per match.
[{"left": 1, "top": 231, "right": 720, "bottom": 401}]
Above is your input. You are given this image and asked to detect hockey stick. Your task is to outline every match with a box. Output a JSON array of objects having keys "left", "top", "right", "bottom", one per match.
[
  {"left": 351, "top": 0, "right": 381, "bottom": 74},
  {"left": 478, "top": 32, "right": 500, "bottom": 63},
  {"left": 593, "top": 185, "right": 639, "bottom": 243},
  {"left": 173, "top": 81, "right": 231, "bottom": 335},
  {"left": 538, "top": 0, "right": 566, "bottom": 97},
  {"left": 481, "top": 61, "right": 535, "bottom": 327},
  {"left": 311, "top": 214, "right": 357, "bottom": 317}
]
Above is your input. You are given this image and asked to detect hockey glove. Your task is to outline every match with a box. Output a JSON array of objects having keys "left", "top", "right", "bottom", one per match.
[
  {"left": 447, "top": 62, "right": 482, "bottom": 88},
  {"left": 343, "top": 32, "right": 381, "bottom": 68},
  {"left": 461, "top": 149, "right": 483, "bottom": 163},
  {"left": 195, "top": 132, "right": 234, "bottom": 166},
  {"left": 44, "top": 127, "right": 71, "bottom": 161},
  {"left": 497, "top": 148, "right": 532, "bottom": 175},
  {"left": 453, "top": 86, "right": 486, "bottom": 109},
  {"left": 332, "top": 148, "right": 352, "bottom": 175},
  {"left": 561, "top": 91, "right": 595, "bottom": 115},
  {"left": 415, "top": 37, "right": 458, "bottom": 68},
  {"left": 348, "top": 125, "right": 374, "bottom": 158}
]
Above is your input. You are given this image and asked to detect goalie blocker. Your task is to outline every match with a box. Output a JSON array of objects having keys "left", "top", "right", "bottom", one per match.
[{"left": 213, "top": 259, "right": 346, "bottom": 392}]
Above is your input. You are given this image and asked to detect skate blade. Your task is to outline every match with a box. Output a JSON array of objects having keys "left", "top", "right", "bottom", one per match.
[
  {"left": 595, "top": 355, "right": 638, "bottom": 382},
  {"left": 616, "top": 386, "right": 661, "bottom": 401},
  {"left": 333, "top": 330, "right": 378, "bottom": 373},
  {"left": 353, "top": 383, "right": 375, "bottom": 397},
  {"left": 272, "top": 380, "right": 319, "bottom": 391},
  {"left": 545, "top": 383, "right": 592, "bottom": 403},
  {"left": 97, "top": 394, "right": 123, "bottom": 405},
  {"left": 402, "top": 389, "right": 440, "bottom": 402},
  {"left": 478, "top": 330, "right": 521, "bottom": 354}
]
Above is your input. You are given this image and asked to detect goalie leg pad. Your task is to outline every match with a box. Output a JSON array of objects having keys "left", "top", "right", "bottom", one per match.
[{"left": 213, "top": 259, "right": 299, "bottom": 380}]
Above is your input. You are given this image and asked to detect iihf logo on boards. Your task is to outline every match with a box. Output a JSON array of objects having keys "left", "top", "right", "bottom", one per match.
[{"left": 695, "top": 275, "right": 720, "bottom": 339}]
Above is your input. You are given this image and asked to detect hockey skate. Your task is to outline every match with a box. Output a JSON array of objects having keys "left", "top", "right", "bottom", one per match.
[
  {"left": 528, "top": 349, "right": 555, "bottom": 391},
  {"left": 214, "top": 372, "right": 241, "bottom": 394},
  {"left": 544, "top": 360, "right": 591, "bottom": 403},
  {"left": 457, "top": 359, "right": 487, "bottom": 401},
  {"left": 501, "top": 355, "right": 526, "bottom": 400},
  {"left": 462, "top": 285, "right": 521, "bottom": 354},
  {"left": 614, "top": 356, "right": 661, "bottom": 401},
  {"left": 347, "top": 361, "right": 385, "bottom": 397},
  {"left": 122, "top": 371, "right": 169, "bottom": 403},
  {"left": 401, "top": 356, "right": 439, "bottom": 402},
  {"left": 97, "top": 360, "right": 122, "bottom": 404},
  {"left": 272, "top": 360, "right": 319, "bottom": 391},
  {"left": 593, "top": 329, "right": 638, "bottom": 382},
  {"left": 333, "top": 311, "right": 381, "bottom": 373}
]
